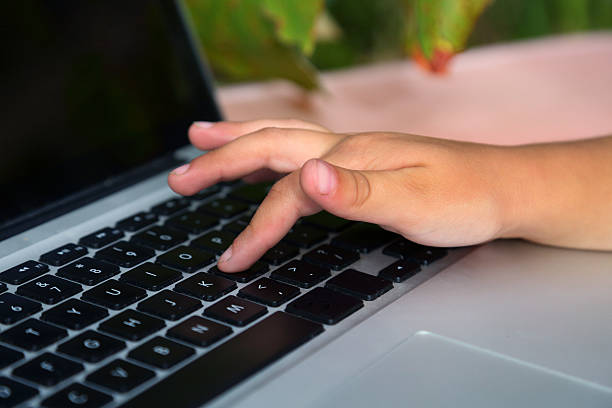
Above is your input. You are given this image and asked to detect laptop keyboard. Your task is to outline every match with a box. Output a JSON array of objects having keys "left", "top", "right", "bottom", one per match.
[{"left": 0, "top": 182, "right": 453, "bottom": 408}]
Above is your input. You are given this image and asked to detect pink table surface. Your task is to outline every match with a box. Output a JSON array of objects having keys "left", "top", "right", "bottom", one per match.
[{"left": 217, "top": 33, "right": 612, "bottom": 145}]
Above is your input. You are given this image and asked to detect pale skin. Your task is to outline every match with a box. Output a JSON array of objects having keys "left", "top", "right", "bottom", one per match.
[{"left": 168, "top": 119, "right": 612, "bottom": 272}]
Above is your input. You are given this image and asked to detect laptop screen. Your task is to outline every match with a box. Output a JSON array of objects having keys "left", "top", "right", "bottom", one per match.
[{"left": 0, "top": 0, "right": 220, "bottom": 239}]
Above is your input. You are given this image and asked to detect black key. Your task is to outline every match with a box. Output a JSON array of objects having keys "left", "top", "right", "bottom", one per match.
[
  {"left": 57, "top": 257, "right": 120, "bottom": 285},
  {"left": 238, "top": 278, "right": 300, "bottom": 307},
  {"left": 95, "top": 241, "right": 155, "bottom": 268},
  {"left": 326, "top": 269, "right": 393, "bottom": 301},
  {"left": 383, "top": 240, "right": 448, "bottom": 264},
  {"left": 58, "top": 330, "right": 126, "bottom": 363},
  {"left": 13, "top": 352, "right": 83, "bottom": 386},
  {"left": 262, "top": 242, "right": 299, "bottom": 266},
  {"left": 283, "top": 224, "right": 327, "bottom": 249},
  {"left": 41, "top": 298, "right": 109, "bottom": 330},
  {"left": 131, "top": 226, "right": 187, "bottom": 251},
  {"left": 173, "top": 272, "right": 236, "bottom": 301},
  {"left": 42, "top": 383, "right": 113, "bottom": 408},
  {"left": 197, "top": 198, "right": 249, "bottom": 219},
  {"left": 286, "top": 287, "right": 363, "bottom": 325},
  {"left": 116, "top": 212, "right": 158, "bottom": 232},
  {"left": 120, "top": 312, "right": 322, "bottom": 408},
  {"left": 17, "top": 275, "right": 82, "bottom": 304},
  {"left": 99, "top": 310, "right": 165, "bottom": 341},
  {"left": 0, "top": 345, "right": 24, "bottom": 369},
  {"left": 204, "top": 295, "right": 267, "bottom": 327},
  {"left": 0, "top": 293, "right": 42, "bottom": 324},
  {"left": 166, "top": 212, "right": 218, "bottom": 234},
  {"left": 120, "top": 263, "right": 182, "bottom": 291},
  {"left": 138, "top": 290, "right": 201, "bottom": 320},
  {"left": 40, "top": 243, "right": 88, "bottom": 266},
  {"left": 157, "top": 246, "right": 215, "bottom": 273},
  {"left": 87, "top": 359, "right": 155, "bottom": 393},
  {"left": 0, "top": 318, "right": 67, "bottom": 351},
  {"left": 0, "top": 260, "right": 49, "bottom": 285},
  {"left": 151, "top": 197, "right": 191, "bottom": 216},
  {"left": 166, "top": 316, "right": 232, "bottom": 347},
  {"left": 0, "top": 377, "right": 38, "bottom": 407},
  {"left": 302, "top": 212, "right": 352, "bottom": 232},
  {"left": 191, "top": 230, "right": 235, "bottom": 255},
  {"left": 0, "top": 283, "right": 5, "bottom": 294},
  {"left": 189, "top": 184, "right": 221, "bottom": 201},
  {"left": 331, "top": 223, "right": 397, "bottom": 253},
  {"left": 128, "top": 336, "right": 195, "bottom": 369},
  {"left": 378, "top": 259, "right": 422, "bottom": 282},
  {"left": 303, "top": 244, "right": 359, "bottom": 271},
  {"left": 228, "top": 182, "right": 271, "bottom": 204},
  {"left": 82, "top": 280, "right": 147, "bottom": 310},
  {"left": 210, "top": 262, "right": 268, "bottom": 283},
  {"left": 223, "top": 215, "right": 250, "bottom": 234},
  {"left": 270, "top": 260, "right": 331, "bottom": 288},
  {"left": 79, "top": 227, "right": 124, "bottom": 249}
]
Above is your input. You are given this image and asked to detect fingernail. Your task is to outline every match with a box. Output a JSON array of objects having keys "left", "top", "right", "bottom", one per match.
[
  {"left": 194, "top": 121, "right": 214, "bottom": 128},
  {"left": 171, "top": 163, "right": 190, "bottom": 175},
  {"left": 315, "top": 160, "right": 337, "bottom": 195},
  {"left": 218, "top": 245, "right": 233, "bottom": 264}
]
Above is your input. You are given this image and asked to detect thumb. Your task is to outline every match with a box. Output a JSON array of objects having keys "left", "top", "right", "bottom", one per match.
[{"left": 299, "top": 158, "right": 410, "bottom": 227}]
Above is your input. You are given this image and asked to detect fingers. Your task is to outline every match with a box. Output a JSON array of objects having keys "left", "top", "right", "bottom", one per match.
[
  {"left": 188, "top": 119, "right": 329, "bottom": 150},
  {"left": 169, "top": 127, "right": 339, "bottom": 196},
  {"left": 217, "top": 172, "right": 321, "bottom": 272}
]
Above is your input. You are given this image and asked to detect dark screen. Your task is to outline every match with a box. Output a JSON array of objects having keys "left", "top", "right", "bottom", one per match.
[{"left": 0, "top": 1, "right": 220, "bottom": 238}]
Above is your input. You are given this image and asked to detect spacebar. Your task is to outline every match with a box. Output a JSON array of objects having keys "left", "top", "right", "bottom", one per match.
[{"left": 119, "top": 312, "right": 324, "bottom": 408}]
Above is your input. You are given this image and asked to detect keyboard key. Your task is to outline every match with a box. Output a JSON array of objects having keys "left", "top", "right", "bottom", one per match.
[
  {"left": 87, "top": 359, "right": 155, "bottom": 393},
  {"left": 157, "top": 246, "right": 215, "bottom": 273},
  {"left": 40, "top": 243, "right": 88, "bottom": 266},
  {"left": 95, "top": 241, "right": 155, "bottom": 268},
  {"left": 138, "top": 290, "right": 201, "bottom": 320},
  {"left": 0, "top": 283, "right": 5, "bottom": 294},
  {"left": 57, "top": 257, "right": 120, "bottom": 285},
  {"left": 197, "top": 198, "right": 249, "bottom": 219},
  {"left": 302, "top": 212, "right": 352, "bottom": 232},
  {"left": 0, "top": 318, "right": 67, "bottom": 351},
  {"left": 283, "top": 224, "right": 327, "bottom": 249},
  {"left": 41, "top": 298, "right": 109, "bottom": 330},
  {"left": 303, "top": 244, "right": 359, "bottom": 271},
  {"left": 166, "top": 316, "right": 232, "bottom": 347},
  {"left": 99, "top": 310, "right": 165, "bottom": 341},
  {"left": 262, "top": 242, "right": 299, "bottom": 266},
  {"left": 378, "top": 259, "right": 421, "bottom": 282},
  {"left": 128, "top": 336, "right": 195, "bottom": 369},
  {"left": 326, "top": 269, "right": 393, "bottom": 301},
  {"left": 82, "top": 280, "right": 146, "bottom": 310},
  {"left": 204, "top": 295, "right": 267, "bottom": 327},
  {"left": 166, "top": 212, "right": 218, "bottom": 234},
  {"left": 286, "top": 287, "right": 363, "bottom": 325},
  {"left": 151, "top": 197, "right": 191, "bottom": 216},
  {"left": 191, "top": 230, "right": 235, "bottom": 255},
  {"left": 120, "top": 312, "right": 322, "bottom": 408},
  {"left": 228, "top": 182, "right": 271, "bottom": 204},
  {"left": 383, "top": 240, "right": 448, "bottom": 264},
  {"left": 173, "top": 272, "right": 236, "bottom": 301},
  {"left": 0, "top": 293, "right": 42, "bottom": 324},
  {"left": 13, "top": 352, "right": 83, "bottom": 386},
  {"left": 238, "top": 278, "right": 300, "bottom": 307},
  {"left": 223, "top": 215, "right": 251, "bottom": 234},
  {"left": 0, "top": 345, "right": 24, "bottom": 369},
  {"left": 131, "top": 226, "right": 187, "bottom": 251},
  {"left": 331, "top": 223, "right": 397, "bottom": 253},
  {"left": 116, "top": 212, "right": 158, "bottom": 232},
  {"left": 0, "top": 260, "right": 49, "bottom": 285},
  {"left": 210, "top": 262, "right": 268, "bottom": 283},
  {"left": 17, "top": 275, "right": 82, "bottom": 304},
  {"left": 0, "top": 377, "right": 38, "bottom": 407},
  {"left": 42, "top": 382, "right": 113, "bottom": 408},
  {"left": 120, "top": 263, "right": 182, "bottom": 291},
  {"left": 79, "top": 227, "right": 124, "bottom": 249},
  {"left": 270, "top": 260, "right": 331, "bottom": 288},
  {"left": 58, "top": 330, "right": 126, "bottom": 363},
  {"left": 189, "top": 184, "right": 221, "bottom": 201}
]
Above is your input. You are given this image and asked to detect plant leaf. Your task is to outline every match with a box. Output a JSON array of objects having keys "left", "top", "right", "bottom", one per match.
[{"left": 262, "top": 0, "right": 324, "bottom": 55}]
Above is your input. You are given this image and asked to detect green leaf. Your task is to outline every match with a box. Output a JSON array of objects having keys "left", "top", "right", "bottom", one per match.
[{"left": 262, "top": 0, "right": 324, "bottom": 55}]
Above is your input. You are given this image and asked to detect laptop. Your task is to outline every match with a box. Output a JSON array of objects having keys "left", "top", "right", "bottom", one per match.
[{"left": 2, "top": 1, "right": 612, "bottom": 407}]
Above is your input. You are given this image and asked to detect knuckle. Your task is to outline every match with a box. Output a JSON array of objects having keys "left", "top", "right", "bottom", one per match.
[{"left": 348, "top": 171, "right": 372, "bottom": 210}]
